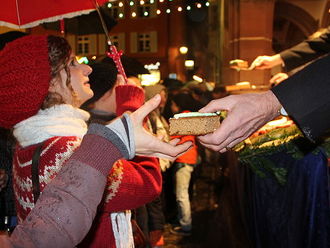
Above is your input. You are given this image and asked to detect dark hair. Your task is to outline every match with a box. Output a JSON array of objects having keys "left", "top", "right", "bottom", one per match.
[
  {"left": 81, "top": 62, "right": 118, "bottom": 109},
  {"left": 42, "top": 35, "right": 73, "bottom": 109},
  {"left": 102, "top": 55, "right": 149, "bottom": 78},
  {"left": 171, "top": 92, "right": 202, "bottom": 112}
]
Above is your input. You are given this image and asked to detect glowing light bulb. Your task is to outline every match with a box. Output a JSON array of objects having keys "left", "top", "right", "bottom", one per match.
[
  {"left": 107, "top": 3, "right": 112, "bottom": 8},
  {"left": 130, "top": 1, "right": 134, "bottom": 6},
  {"left": 166, "top": 8, "right": 171, "bottom": 13},
  {"left": 197, "top": 3, "right": 202, "bottom": 8},
  {"left": 119, "top": 13, "right": 124, "bottom": 18},
  {"left": 132, "top": 12, "right": 137, "bottom": 17},
  {"left": 119, "top": 2, "right": 124, "bottom": 7},
  {"left": 186, "top": 5, "right": 191, "bottom": 10},
  {"left": 177, "top": 6, "right": 182, "bottom": 12},
  {"left": 156, "top": 9, "right": 161, "bottom": 14}
]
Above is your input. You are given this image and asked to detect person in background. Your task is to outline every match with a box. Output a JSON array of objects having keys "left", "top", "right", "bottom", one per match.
[
  {"left": 80, "top": 61, "right": 162, "bottom": 248},
  {"left": 144, "top": 84, "right": 172, "bottom": 172},
  {"left": 169, "top": 92, "right": 200, "bottom": 236},
  {"left": 144, "top": 84, "right": 174, "bottom": 247},
  {"left": 81, "top": 62, "right": 118, "bottom": 122},
  {"left": 100, "top": 59, "right": 168, "bottom": 248},
  {"left": 0, "top": 95, "right": 192, "bottom": 248}
]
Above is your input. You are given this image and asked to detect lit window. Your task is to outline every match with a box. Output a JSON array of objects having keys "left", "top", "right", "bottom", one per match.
[
  {"left": 138, "top": 33, "right": 151, "bottom": 52},
  {"left": 77, "top": 36, "right": 90, "bottom": 55}
]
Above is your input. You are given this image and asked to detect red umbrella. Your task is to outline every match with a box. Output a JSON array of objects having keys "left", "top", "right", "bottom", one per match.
[
  {"left": 0, "top": 0, "right": 111, "bottom": 29},
  {"left": 0, "top": 0, "right": 128, "bottom": 83}
]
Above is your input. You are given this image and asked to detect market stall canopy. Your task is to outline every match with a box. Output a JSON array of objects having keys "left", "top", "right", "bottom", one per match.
[{"left": 0, "top": 0, "right": 113, "bottom": 29}]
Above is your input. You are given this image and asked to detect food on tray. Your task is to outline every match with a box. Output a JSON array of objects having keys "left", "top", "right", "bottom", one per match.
[
  {"left": 169, "top": 112, "right": 223, "bottom": 136},
  {"left": 229, "top": 59, "right": 249, "bottom": 70}
]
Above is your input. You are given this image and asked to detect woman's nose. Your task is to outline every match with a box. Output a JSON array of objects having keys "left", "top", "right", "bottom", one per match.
[{"left": 83, "top": 64, "right": 92, "bottom": 76}]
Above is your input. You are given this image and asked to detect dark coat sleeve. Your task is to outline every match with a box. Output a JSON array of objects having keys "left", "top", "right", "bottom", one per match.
[
  {"left": 280, "top": 26, "right": 330, "bottom": 72},
  {"left": 271, "top": 54, "right": 330, "bottom": 141}
]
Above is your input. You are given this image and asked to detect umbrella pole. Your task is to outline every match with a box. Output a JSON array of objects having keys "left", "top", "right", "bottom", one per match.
[{"left": 92, "top": 0, "right": 128, "bottom": 84}]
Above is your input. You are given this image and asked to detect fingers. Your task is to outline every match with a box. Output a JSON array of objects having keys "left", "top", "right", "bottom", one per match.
[
  {"left": 250, "top": 56, "right": 271, "bottom": 69},
  {"left": 168, "top": 138, "right": 180, "bottom": 146},
  {"left": 157, "top": 141, "right": 193, "bottom": 160},
  {"left": 250, "top": 56, "right": 263, "bottom": 69},
  {"left": 136, "top": 140, "right": 192, "bottom": 160},
  {"left": 270, "top": 73, "right": 288, "bottom": 85},
  {"left": 131, "top": 94, "right": 161, "bottom": 122}
]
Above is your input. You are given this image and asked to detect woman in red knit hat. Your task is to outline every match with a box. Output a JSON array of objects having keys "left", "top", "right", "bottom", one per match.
[{"left": 0, "top": 35, "right": 164, "bottom": 248}]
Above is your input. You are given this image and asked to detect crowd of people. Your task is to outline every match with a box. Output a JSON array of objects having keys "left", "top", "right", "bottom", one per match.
[{"left": 0, "top": 24, "right": 330, "bottom": 248}]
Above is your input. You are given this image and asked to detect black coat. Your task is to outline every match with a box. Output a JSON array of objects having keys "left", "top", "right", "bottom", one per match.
[
  {"left": 280, "top": 26, "right": 330, "bottom": 72},
  {"left": 272, "top": 54, "right": 330, "bottom": 141}
]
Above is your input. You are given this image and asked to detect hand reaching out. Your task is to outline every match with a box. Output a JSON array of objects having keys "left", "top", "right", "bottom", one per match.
[
  {"left": 130, "top": 94, "right": 192, "bottom": 160},
  {"left": 250, "top": 54, "right": 283, "bottom": 70},
  {"left": 197, "top": 91, "right": 281, "bottom": 153}
]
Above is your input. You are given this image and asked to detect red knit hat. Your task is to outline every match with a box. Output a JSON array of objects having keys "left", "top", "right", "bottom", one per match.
[{"left": 0, "top": 35, "right": 51, "bottom": 128}]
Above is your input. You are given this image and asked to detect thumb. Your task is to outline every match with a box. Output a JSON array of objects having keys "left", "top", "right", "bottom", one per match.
[
  {"left": 132, "top": 94, "right": 161, "bottom": 123},
  {"left": 199, "top": 98, "right": 228, "bottom": 113}
]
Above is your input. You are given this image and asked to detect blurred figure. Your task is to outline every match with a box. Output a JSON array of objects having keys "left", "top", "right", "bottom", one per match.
[{"left": 170, "top": 92, "right": 200, "bottom": 236}]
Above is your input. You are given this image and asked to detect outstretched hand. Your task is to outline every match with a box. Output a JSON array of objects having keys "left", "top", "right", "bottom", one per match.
[
  {"left": 130, "top": 94, "right": 192, "bottom": 160},
  {"left": 250, "top": 54, "right": 283, "bottom": 70},
  {"left": 197, "top": 91, "right": 281, "bottom": 153}
]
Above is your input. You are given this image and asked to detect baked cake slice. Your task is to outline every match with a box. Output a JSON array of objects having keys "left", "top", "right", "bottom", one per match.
[{"left": 169, "top": 112, "right": 222, "bottom": 135}]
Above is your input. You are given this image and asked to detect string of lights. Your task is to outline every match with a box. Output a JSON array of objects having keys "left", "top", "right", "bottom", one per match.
[{"left": 106, "top": 0, "right": 210, "bottom": 19}]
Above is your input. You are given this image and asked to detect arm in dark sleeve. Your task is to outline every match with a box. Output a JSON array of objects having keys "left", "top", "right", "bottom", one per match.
[
  {"left": 280, "top": 26, "right": 330, "bottom": 72},
  {"left": 1, "top": 124, "right": 128, "bottom": 248},
  {"left": 271, "top": 54, "right": 330, "bottom": 141}
]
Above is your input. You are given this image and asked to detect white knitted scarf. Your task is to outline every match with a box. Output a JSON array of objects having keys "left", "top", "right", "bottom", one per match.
[{"left": 13, "top": 104, "right": 90, "bottom": 147}]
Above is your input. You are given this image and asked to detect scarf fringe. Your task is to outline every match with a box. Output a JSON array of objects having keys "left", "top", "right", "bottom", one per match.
[{"left": 111, "top": 211, "right": 134, "bottom": 248}]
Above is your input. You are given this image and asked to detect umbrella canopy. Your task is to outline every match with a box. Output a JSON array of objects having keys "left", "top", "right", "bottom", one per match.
[
  {"left": 42, "top": 7, "right": 117, "bottom": 35},
  {"left": 0, "top": 0, "right": 111, "bottom": 29}
]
